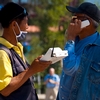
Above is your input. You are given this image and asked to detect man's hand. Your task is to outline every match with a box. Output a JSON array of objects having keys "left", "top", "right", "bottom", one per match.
[
  {"left": 28, "top": 56, "right": 51, "bottom": 76},
  {"left": 66, "top": 19, "right": 82, "bottom": 41},
  {"left": 48, "top": 79, "right": 59, "bottom": 85}
]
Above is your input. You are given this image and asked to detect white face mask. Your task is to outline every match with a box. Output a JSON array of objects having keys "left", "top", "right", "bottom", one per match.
[
  {"left": 16, "top": 22, "right": 27, "bottom": 40},
  {"left": 16, "top": 31, "right": 27, "bottom": 38}
]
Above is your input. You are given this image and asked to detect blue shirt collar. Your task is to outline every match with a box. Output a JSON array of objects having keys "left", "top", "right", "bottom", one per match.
[
  {"left": 75, "top": 32, "right": 98, "bottom": 55},
  {"left": 75, "top": 31, "right": 98, "bottom": 45}
]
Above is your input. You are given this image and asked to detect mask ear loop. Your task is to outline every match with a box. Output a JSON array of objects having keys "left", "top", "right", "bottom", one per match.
[
  {"left": 15, "top": 22, "right": 22, "bottom": 37},
  {"left": 12, "top": 28, "right": 18, "bottom": 43}
]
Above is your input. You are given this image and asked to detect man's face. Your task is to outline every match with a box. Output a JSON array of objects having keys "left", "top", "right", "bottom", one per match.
[
  {"left": 49, "top": 69, "right": 55, "bottom": 75},
  {"left": 69, "top": 13, "right": 92, "bottom": 37}
]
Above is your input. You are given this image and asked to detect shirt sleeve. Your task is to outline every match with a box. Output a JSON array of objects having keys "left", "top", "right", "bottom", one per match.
[
  {"left": 63, "top": 42, "right": 80, "bottom": 76},
  {"left": 44, "top": 74, "right": 48, "bottom": 81},
  {"left": 56, "top": 75, "right": 60, "bottom": 82},
  {"left": 0, "top": 50, "right": 12, "bottom": 90}
]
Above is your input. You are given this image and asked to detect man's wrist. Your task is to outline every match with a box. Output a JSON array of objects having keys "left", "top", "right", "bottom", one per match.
[{"left": 67, "top": 40, "right": 74, "bottom": 44}]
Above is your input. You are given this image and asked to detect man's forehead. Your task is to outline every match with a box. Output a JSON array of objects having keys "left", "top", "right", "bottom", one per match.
[
  {"left": 73, "top": 13, "right": 86, "bottom": 16},
  {"left": 72, "top": 13, "right": 90, "bottom": 19}
]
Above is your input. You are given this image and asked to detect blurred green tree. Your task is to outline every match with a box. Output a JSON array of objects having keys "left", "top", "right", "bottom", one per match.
[{"left": 24, "top": 0, "right": 84, "bottom": 93}]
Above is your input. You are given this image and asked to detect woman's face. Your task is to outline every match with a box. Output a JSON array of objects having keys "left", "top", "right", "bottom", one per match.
[
  {"left": 13, "top": 16, "right": 28, "bottom": 36},
  {"left": 19, "top": 16, "right": 29, "bottom": 31}
]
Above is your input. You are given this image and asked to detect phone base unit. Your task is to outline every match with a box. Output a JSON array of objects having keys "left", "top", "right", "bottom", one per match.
[{"left": 40, "top": 47, "right": 68, "bottom": 64}]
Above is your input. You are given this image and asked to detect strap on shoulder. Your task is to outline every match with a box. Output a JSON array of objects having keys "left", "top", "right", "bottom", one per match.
[
  {"left": 0, "top": 44, "right": 13, "bottom": 65},
  {"left": 0, "top": 44, "right": 12, "bottom": 58}
]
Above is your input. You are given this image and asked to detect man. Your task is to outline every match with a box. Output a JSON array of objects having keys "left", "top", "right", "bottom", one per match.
[
  {"left": 57, "top": 2, "right": 100, "bottom": 100},
  {"left": 44, "top": 68, "right": 60, "bottom": 100},
  {"left": 0, "top": 2, "right": 51, "bottom": 100}
]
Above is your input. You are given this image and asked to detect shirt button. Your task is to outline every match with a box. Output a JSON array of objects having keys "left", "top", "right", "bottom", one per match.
[
  {"left": 60, "top": 86, "right": 62, "bottom": 88},
  {"left": 63, "top": 75, "right": 64, "bottom": 77},
  {"left": 62, "top": 97, "right": 64, "bottom": 99}
]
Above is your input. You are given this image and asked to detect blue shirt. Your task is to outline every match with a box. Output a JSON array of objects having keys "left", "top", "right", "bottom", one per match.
[
  {"left": 44, "top": 74, "right": 60, "bottom": 88},
  {"left": 57, "top": 32, "right": 98, "bottom": 100},
  {"left": 69, "top": 32, "right": 100, "bottom": 100}
]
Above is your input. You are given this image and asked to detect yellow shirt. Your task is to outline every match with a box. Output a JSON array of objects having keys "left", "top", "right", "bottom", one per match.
[{"left": 0, "top": 37, "right": 25, "bottom": 90}]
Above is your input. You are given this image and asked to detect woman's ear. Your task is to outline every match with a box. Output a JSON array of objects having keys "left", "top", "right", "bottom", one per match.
[{"left": 11, "top": 21, "right": 16, "bottom": 28}]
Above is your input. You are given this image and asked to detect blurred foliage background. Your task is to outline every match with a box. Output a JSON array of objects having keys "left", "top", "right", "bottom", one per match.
[{"left": 0, "top": 0, "right": 100, "bottom": 94}]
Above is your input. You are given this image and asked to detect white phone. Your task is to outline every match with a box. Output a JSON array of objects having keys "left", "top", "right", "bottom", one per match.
[{"left": 81, "top": 20, "right": 90, "bottom": 28}]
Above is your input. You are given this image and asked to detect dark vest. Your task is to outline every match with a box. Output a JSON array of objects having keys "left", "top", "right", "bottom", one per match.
[{"left": 0, "top": 44, "right": 38, "bottom": 100}]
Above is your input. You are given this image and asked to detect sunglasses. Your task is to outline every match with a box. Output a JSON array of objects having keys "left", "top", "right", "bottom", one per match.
[{"left": 72, "top": 14, "right": 90, "bottom": 21}]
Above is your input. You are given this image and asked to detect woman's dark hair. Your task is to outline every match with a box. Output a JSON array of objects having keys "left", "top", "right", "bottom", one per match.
[
  {"left": 0, "top": 2, "right": 28, "bottom": 28},
  {"left": 10, "top": 10, "right": 28, "bottom": 25}
]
